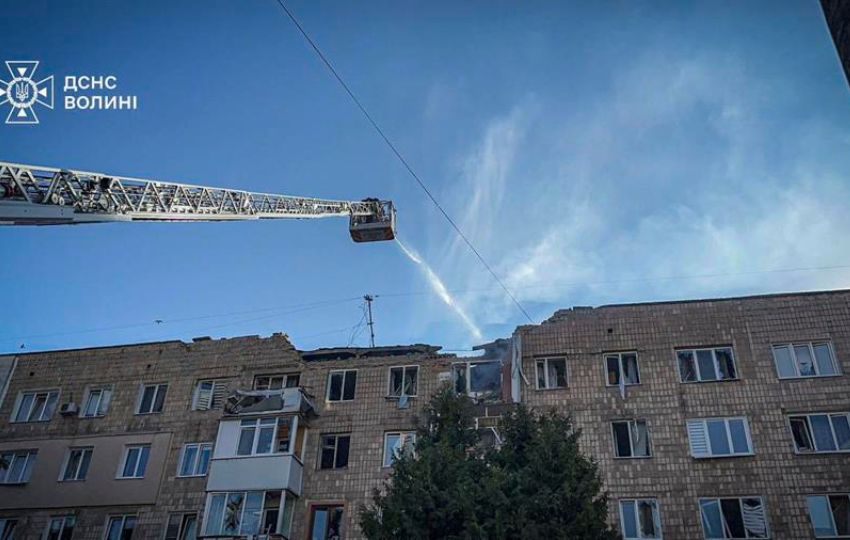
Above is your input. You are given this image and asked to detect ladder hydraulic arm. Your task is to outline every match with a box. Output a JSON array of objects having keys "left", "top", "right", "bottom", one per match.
[{"left": 0, "top": 162, "right": 396, "bottom": 242}]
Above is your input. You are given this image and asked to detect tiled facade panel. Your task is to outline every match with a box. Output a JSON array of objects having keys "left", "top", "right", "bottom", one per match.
[{"left": 518, "top": 291, "right": 850, "bottom": 539}]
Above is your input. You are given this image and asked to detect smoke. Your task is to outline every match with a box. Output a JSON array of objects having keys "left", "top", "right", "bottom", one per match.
[{"left": 395, "top": 238, "right": 484, "bottom": 342}]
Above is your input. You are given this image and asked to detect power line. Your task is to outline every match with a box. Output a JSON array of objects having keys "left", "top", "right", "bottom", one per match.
[{"left": 270, "top": 0, "right": 534, "bottom": 324}]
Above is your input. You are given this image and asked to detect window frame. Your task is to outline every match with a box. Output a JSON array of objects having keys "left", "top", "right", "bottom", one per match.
[
  {"left": 0, "top": 518, "right": 18, "bottom": 540},
  {"left": 203, "top": 490, "right": 294, "bottom": 537},
  {"left": 164, "top": 512, "right": 198, "bottom": 540},
  {"left": 135, "top": 383, "right": 168, "bottom": 415},
  {"left": 308, "top": 503, "right": 345, "bottom": 540},
  {"left": 59, "top": 446, "right": 93, "bottom": 482},
  {"left": 772, "top": 341, "right": 841, "bottom": 379},
  {"left": 687, "top": 417, "right": 754, "bottom": 458},
  {"left": 611, "top": 420, "right": 652, "bottom": 459},
  {"left": 676, "top": 346, "right": 738, "bottom": 383},
  {"left": 177, "top": 442, "right": 213, "bottom": 477},
  {"left": 0, "top": 449, "right": 37, "bottom": 484},
  {"left": 787, "top": 412, "right": 850, "bottom": 454},
  {"left": 319, "top": 433, "right": 351, "bottom": 470},
  {"left": 80, "top": 385, "right": 113, "bottom": 418},
  {"left": 697, "top": 496, "right": 769, "bottom": 539},
  {"left": 535, "top": 357, "right": 568, "bottom": 390},
  {"left": 326, "top": 369, "right": 357, "bottom": 402},
  {"left": 45, "top": 515, "right": 77, "bottom": 540},
  {"left": 387, "top": 365, "right": 419, "bottom": 397},
  {"left": 252, "top": 373, "right": 300, "bottom": 391},
  {"left": 452, "top": 360, "right": 502, "bottom": 397},
  {"left": 103, "top": 514, "right": 137, "bottom": 540},
  {"left": 807, "top": 493, "right": 850, "bottom": 538},
  {"left": 619, "top": 498, "right": 662, "bottom": 539},
  {"left": 382, "top": 431, "right": 416, "bottom": 468},
  {"left": 191, "top": 379, "right": 227, "bottom": 411},
  {"left": 12, "top": 389, "right": 60, "bottom": 423},
  {"left": 235, "top": 417, "right": 295, "bottom": 456},
  {"left": 117, "top": 444, "right": 151, "bottom": 479},
  {"left": 604, "top": 352, "right": 641, "bottom": 387}
]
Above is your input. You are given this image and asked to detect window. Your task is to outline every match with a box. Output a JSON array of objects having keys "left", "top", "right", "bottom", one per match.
[
  {"left": 773, "top": 342, "right": 839, "bottom": 379},
  {"left": 309, "top": 505, "right": 344, "bottom": 540},
  {"left": 453, "top": 361, "right": 502, "bottom": 397},
  {"left": 687, "top": 418, "right": 753, "bottom": 458},
  {"left": 253, "top": 373, "right": 300, "bottom": 390},
  {"left": 12, "top": 390, "right": 59, "bottom": 422},
  {"left": 383, "top": 431, "right": 416, "bottom": 467},
  {"left": 236, "top": 417, "right": 294, "bottom": 455},
  {"left": 807, "top": 494, "right": 850, "bottom": 538},
  {"left": 178, "top": 443, "right": 213, "bottom": 477},
  {"left": 118, "top": 445, "right": 150, "bottom": 478},
  {"left": 789, "top": 413, "right": 850, "bottom": 453},
  {"left": 612, "top": 420, "right": 651, "bottom": 458},
  {"left": 388, "top": 366, "right": 418, "bottom": 397},
  {"left": 46, "top": 516, "right": 76, "bottom": 540},
  {"left": 320, "top": 434, "right": 350, "bottom": 469},
  {"left": 620, "top": 499, "right": 662, "bottom": 539},
  {"left": 104, "top": 515, "right": 136, "bottom": 540},
  {"left": 205, "top": 490, "right": 295, "bottom": 537},
  {"left": 677, "top": 347, "right": 737, "bottom": 383},
  {"left": 699, "top": 497, "right": 768, "bottom": 539},
  {"left": 192, "top": 380, "right": 227, "bottom": 411},
  {"left": 0, "top": 450, "right": 37, "bottom": 484},
  {"left": 535, "top": 358, "right": 568, "bottom": 389},
  {"left": 81, "top": 386, "right": 112, "bottom": 417},
  {"left": 164, "top": 513, "right": 197, "bottom": 540},
  {"left": 326, "top": 370, "right": 357, "bottom": 402},
  {"left": 136, "top": 383, "right": 167, "bottom": 414},
  {"left": 605, "top": 353, "right": 640, "bottom": 386},
  {"left": 60, "top": 447, "right": 93, "bottom": 481},
  {"left": 0, "top": 519, "right": 18, "bottom": 540}
]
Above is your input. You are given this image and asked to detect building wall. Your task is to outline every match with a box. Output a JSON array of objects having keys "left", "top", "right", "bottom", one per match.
[{"left": 517, "top": 290, "right": 850, "bottom": 539}]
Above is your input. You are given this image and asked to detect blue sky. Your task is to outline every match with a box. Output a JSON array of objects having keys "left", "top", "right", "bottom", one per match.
[{"left": 1, "top": 0, "right": 849, "bottom": 355}]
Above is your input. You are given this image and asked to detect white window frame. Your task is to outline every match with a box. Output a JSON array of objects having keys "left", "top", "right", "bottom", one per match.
[
  {"left": 235, "top": 417, "right": 297, "bottom": 456},
  {"left": 135, "top": 383, "right": 167, "bottom": 415},
  {"left": 203, "top": 490, "right": 294, "bottom": 537},
  {"left": 788, "top": 412, "right": 850, "bottom": 454},
  {"left": 253, "top": 373, "right": 300, "bottom": 391},
  {"left": 191, "top": 379, "right": 227, "bottom": 411},
  {"left": 80, "top": 386, "right": 112, "bottom": 418},
  {"left": 164, "top": 512, "right": 198, "bottom": 540},
  {"left": 807, "top": 493, "right": 850, "bottom": 538},
  {"left": 103, "top": 514, "right": 136, "bottom": 540},
  {"left": 619, "top": 498, "right": 662, "bottom": 539},
  {"left": 388, "top": 365, "right": 419, "bottom": 397},
  {"left": 383, "top": 431, "right": 416, "bottom": 467},
  {"left": 698, "top": 496, "right": 769, "bottom": 539},
  {"left": 535, "top": 357, "right": 568, "bottom": 389},
  {"left": 0, "top": 449, "right": 37, "bottom": 484},
  {"left": 604, "top": 352, "right": 641, "bottom": 387},
  {"left": 772, "top": 341, "right": 840, "bottom": 379},
  {"left": 11, "top": 389, "right": 59, "bottom": 423},
  {"left": 612, "top": 420, "right": 652, "bottom": 458},
  {"left": 117, "top": 445, "right": 150, "bottom": 479},
  {"left": 326, "top": 369, "right": 357, "bottom": 402},
  {"left": 45, "top": 515, "right": 76, "bottom": 539},
  {"left": 59, "top": 447, "right": 93, "bottom": 482},
  {"left": 687, "top": 417, "right": 754, "bottom": 458},
  {"left": 676, "top": 347, "right": 738, "bottom": 383},
  {"left": 177, "top": 442, "right": 213, "bottom": 477}
]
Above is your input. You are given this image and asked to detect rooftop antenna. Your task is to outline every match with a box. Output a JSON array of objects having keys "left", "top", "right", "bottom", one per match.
[{"left": 364, "top": 295, "right": 376, "bottom": 348}]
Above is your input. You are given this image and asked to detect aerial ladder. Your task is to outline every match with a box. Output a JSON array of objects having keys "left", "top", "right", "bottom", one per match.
[{"left": 0, "top": 162, "right": 396, "bottom": 242}]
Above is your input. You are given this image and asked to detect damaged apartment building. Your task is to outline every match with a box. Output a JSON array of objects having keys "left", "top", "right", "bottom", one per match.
[{"left": 0, "top": 289, "right": 849, "bottom": 539}]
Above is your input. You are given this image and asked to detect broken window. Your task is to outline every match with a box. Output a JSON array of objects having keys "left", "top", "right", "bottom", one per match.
[
  {"left": 605, "top": 353, "right": 640, "bottom": 386},
  {"left": 192, "top": 379, "right": 228, "bottom": 411},
  {"left": 788, "top": 413, "right": 850, "bottom": 453},
  {"left": 677, "top": 347, "right": 737, "bottom": 383},
  {"left": 310, "top": 505, "right": 344, "bottom": 540},
  {"left": 620, "top": 499, "right": 661, "bottom": 539},
  {"left": 205, "top": 490, "right": 294, "bottom": 537},
  {"left": 388, "top": 366, "right": 419, "bottom": 397},
  {"left": 13, "top": 390, "right": 59, "bottom": 422},
  {"left": 383, "top": 431, "right": 416, "bottom": 467},
  {"left": 699, "top": 497, "right": 768, "bottom": 539},
  {"left": 319, "top": 434, "right": 350, "bottom": 469},
  {"left": 807, "top": 494, "right": 850, "bottom": 538},
  {"left": 612, "top": 420, "right": 651, "bottom": 458},
  {"left": 81, "top": 386, "right": 112, "bottom": 417},
  {"left": 535, "top": 358, "right": 567, "bottom": 389},
  {"left": 773, "top": 342, "right": 839, "bottom": 379},
  {"left": 253, "top": 373, "right": 300, "bottom": 391},
  {"left": 687, "top": 418, "right": 752, "bottom": 458},
  {"left": 453, "top": 361, "right": 501, "bottom": 397},
  {"left": 327, "top": 370, "right": 357, "bottom": 402}
]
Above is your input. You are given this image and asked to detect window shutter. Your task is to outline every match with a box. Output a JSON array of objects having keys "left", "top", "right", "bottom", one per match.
[
  {"left": 194, "top": 382, "right": 213, "bottom": 410},
  {"left": 211, "top": 381, "right": 228, "bottom": 410},
  {"left": 688, "top": 420, "right": 710, "bottom": 457}
]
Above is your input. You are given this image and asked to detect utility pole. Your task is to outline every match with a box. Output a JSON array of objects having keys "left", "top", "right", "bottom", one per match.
[{"left": 364, "top": 295, "right": 376, "bottom": 348}]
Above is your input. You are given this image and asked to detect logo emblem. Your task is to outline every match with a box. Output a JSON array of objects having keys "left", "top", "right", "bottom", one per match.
[{"left": 0, "top": 61, "right": 54, "bottom": 124}]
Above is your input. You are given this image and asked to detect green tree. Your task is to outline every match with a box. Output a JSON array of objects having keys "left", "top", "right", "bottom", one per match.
[{"left": 360, "top": 388, "right": 619, "bottom": 540}]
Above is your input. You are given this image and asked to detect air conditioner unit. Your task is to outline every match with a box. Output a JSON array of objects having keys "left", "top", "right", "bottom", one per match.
[{"left": 59, "top": 402, "right": 78, "bottom": 416}]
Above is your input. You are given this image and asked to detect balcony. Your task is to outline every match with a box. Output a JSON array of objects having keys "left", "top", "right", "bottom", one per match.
[{"left": 206, "top": 453, "right": 303, "bottom": 495}]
